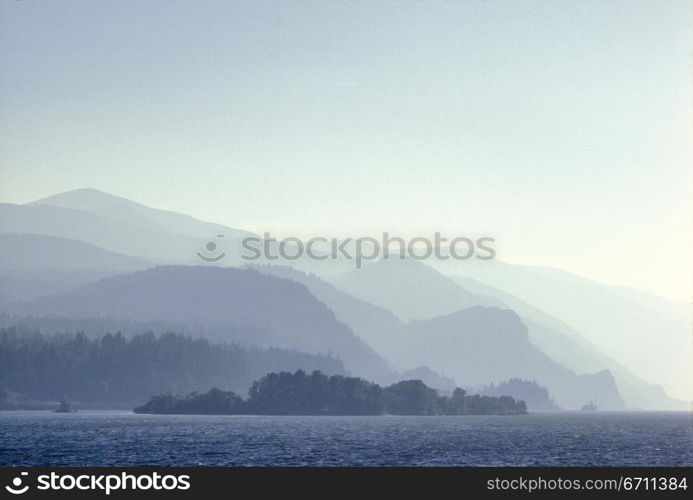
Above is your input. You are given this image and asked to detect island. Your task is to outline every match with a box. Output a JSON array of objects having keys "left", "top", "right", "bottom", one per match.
[{"left": 134, "top": 370, "right": 528, "bottom": 416}]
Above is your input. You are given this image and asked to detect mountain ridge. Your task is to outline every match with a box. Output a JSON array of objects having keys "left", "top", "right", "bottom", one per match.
[{"left": 16, "top": 265, "right": 395, "bottom": 384}]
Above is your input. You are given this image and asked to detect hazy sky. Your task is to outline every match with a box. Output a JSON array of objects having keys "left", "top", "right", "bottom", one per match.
[{"left": 0, "top": 1, "right": 691, "bottom": 301}]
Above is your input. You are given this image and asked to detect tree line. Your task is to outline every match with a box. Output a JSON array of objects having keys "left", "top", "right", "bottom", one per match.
[
  {"left": 134, "top": 370, "right": 528, "bottom": 415},
  {"left": 0, "top": 326, "right": 345, "bottom": 407}
]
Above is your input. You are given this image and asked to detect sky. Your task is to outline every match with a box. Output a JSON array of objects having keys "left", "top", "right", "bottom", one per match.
[{"left": 0, "top": 0, "right": 691, "bottom": 301}]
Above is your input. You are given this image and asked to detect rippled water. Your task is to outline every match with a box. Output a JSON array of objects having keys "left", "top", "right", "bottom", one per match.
[{"left": 1, "top": 411, "right": 691, "bottom": 466}]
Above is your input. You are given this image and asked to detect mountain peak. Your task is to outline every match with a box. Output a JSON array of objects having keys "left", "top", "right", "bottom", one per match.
[{"left": 31, "top": 188, "right": 137, "bottom": 210}]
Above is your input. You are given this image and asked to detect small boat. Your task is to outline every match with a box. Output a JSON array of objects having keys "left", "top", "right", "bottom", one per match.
[
  {"left": 54, "top": 401, "right": 77, "bottom": 413},
  {"left": 580, "top": 401, "right": 597, "bottom": 411}
]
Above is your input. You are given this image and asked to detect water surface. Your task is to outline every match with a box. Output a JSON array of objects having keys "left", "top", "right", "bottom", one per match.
[{"left": 1, "top": 411, "right": 691, "bottom": 466}]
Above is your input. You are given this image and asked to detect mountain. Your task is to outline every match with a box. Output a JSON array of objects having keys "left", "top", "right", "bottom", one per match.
[
  {"left": 2, "top": 189, "right": 685, "bottom": 407},
  {"left": 312, "top": 259, "right": 682, "bottom": 409},
  {"left": 0, "top": 233, "right": 152, "bottom": 273},
  {"left": 402, "top": 307, "right": 625, "bottom": 410},
  {"left": 32, "top": 188, "right": 254, "bottom": 240},
  {"left": 448, "top": 275, "right": 686, "bottom": 410},
  {"left": 327, "top": 258, "right": 500, "bottom": 321},
  {"left": 429, "top": 258, "right": 692, "bottom": 401},
  {"left": 0, "top": 188, "right": 255, "bottom": 265},
  {"left": 248, "top": 264, "right": 624, "bottom": 409},
  {"left": 17, "top": 265, "right": 394, "bottom": 383},
  {"left": 0, "top": 234, "right": 154, "bottom": 306},
  {"left": 0, "top": 202, "right": 198, "bottom": 263},
  {"left": 249, "top": 264, "right": 407, "bottom": 359}
]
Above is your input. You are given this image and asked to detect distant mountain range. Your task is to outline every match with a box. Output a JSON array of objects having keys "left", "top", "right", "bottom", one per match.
[
  {"left": 328, "top": 257, "right": 500, "bottom": 321},
  {"left": 0, "top": 188, "right": 688, "bottom": 409},
  {"left": 0, "top": 188, "right": 253, "bottom": 265},
  {"left": 0, "top": 233, "right": 152, "bottom": 307},
  {"left": 403, "top": 307, "right": 624, "bottom": 409},
  {"left": 274, "top": 259, "right": 678, "bottom": 409},
  {"left": 15, "top": 265, "right": 394, "bottom": 384},
  {"left": 310, "top": 258, "right": 683, "bottom": 409},
  {"left": 448, "top": 275, "right": 683, "bottom": 410},
  {"left": 0, "top": 233, "right": 152, "bottom": 272},
  {"left": 252, "top": 263, "right": 627, "bottom": 408},
  {"left": 32, "top": 189, "right": 254, "bottom": 241},
  {"left": 428, "top": 258, "right": 691, "bottom": 401}
]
